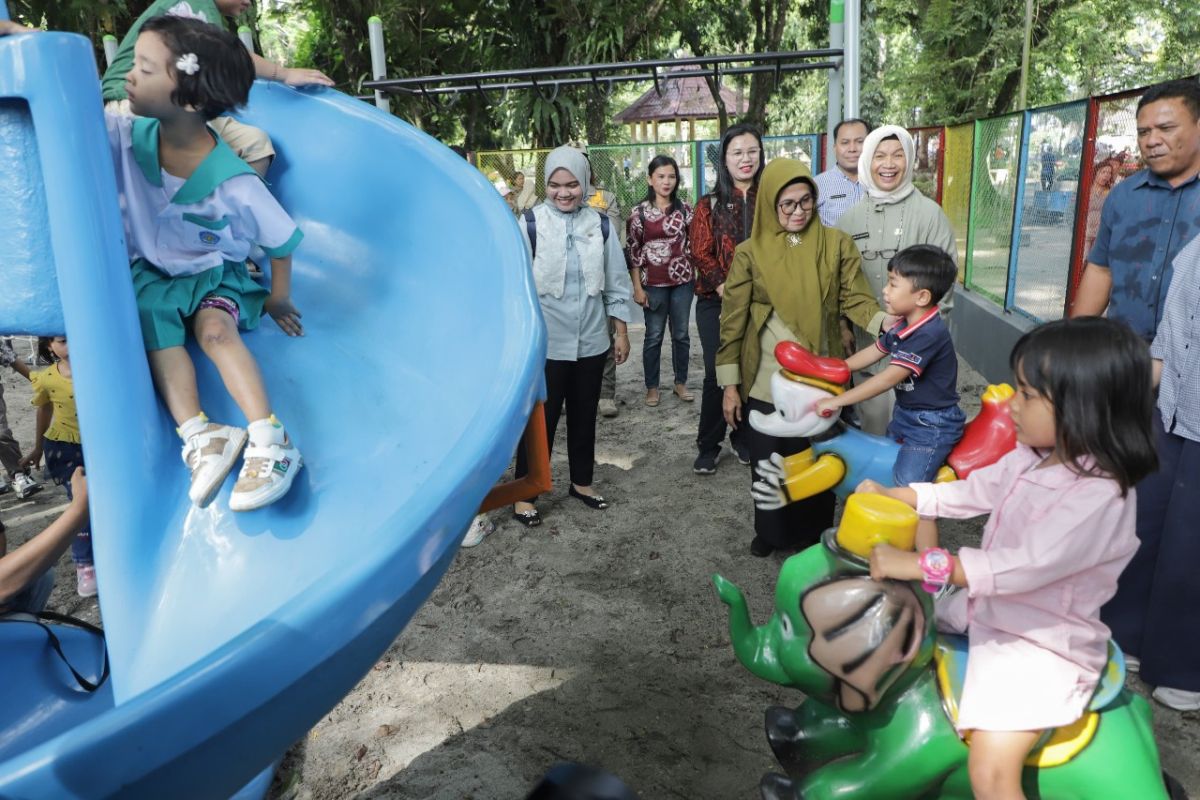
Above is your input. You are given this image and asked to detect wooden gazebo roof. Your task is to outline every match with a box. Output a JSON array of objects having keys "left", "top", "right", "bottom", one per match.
[{"left": 612, "top": 72, "right": 748, "bottom": 124}]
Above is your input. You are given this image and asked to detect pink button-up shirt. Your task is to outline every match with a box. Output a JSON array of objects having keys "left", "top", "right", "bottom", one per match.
[{"left": 913, "top": 445, "right": 1138, "bottom": 730}]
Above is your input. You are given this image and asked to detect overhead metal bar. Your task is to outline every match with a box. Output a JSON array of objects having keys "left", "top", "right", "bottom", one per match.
[
  {"left": 364, "top": 50, "right": 842, "bottom": 96},
  {"left": 366, "top": 58, "right": 840, "bottom": 97}
]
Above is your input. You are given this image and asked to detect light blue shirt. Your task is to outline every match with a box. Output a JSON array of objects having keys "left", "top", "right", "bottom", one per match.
[
  {"left": 521, "top": 204, "right": 633, "bottom": 361},
  {"left": 814, "top": 167, "right": 865, "bottom": 227},
  {"left": 1150, "top": 234, "right": 1200, "bottom": 443}
]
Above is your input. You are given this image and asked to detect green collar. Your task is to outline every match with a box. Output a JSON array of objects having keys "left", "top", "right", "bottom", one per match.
[{"left": 130, "top": 117, "right": 258, "bottom": 205}]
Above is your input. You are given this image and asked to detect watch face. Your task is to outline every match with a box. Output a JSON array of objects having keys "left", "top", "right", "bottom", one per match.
[{"left": 925, "top": 550, "right": 950, "bottom": 571}]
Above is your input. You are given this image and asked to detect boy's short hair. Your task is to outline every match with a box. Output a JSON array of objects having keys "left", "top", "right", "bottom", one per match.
[
  {"left": 886, "top": 244, "right": 957, "bottom": 305},
  {"left": 141, "top": 15, "right": 254, "bottom": 121}
]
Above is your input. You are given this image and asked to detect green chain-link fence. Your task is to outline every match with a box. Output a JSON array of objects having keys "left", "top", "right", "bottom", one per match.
[
  {"left": 965, "top": 114, "right": 1024, "bottom": 306},
  {"left": 942, "top": 123, "right": 974, "bottom": 282},
  {"left": 1008, "top": 101, "right": 1088, "bottom": 321}
]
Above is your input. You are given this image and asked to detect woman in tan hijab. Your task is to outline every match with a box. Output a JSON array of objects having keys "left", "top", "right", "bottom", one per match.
[{"left": 717, "top": 159, "right": 882, "bottom": 556}]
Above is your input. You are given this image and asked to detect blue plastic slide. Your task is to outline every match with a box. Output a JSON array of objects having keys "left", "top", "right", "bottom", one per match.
[{"left": 0, "top": 16, "right": 544, "bottom": 798}]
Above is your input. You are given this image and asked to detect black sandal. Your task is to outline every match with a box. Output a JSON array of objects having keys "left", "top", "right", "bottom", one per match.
[
  {"left": 569, "top": 486, "right": 609, "bottom": 509},
  {"left": 512, "top": 508, "right": 542, "bottom": 527}
]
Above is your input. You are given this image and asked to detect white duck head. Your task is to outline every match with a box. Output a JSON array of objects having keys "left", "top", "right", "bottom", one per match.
[{"left": 748, "top": 342, "right": 850, "bottom": 439}]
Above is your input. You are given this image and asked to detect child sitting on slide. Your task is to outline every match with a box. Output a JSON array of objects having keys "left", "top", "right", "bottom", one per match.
[
  {"left": 110, "top": 15, "right": 307, "bottom": 512},
  {"left": 100, "top": 0, "right": 333, "bottom": 178},
  {"left": 2, "top": 17, "right": 304, "bottom": 511},
  {"left": 815, "top": 244, "right": 965, "bottom": 485}
]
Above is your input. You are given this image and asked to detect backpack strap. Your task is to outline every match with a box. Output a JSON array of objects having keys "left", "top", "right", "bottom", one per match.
[
  {"left": 0, "top": 610, "right": 110, "bottom": 692},
  {"left": 523, "top": 208, "right": 537, "bottom": 261}
]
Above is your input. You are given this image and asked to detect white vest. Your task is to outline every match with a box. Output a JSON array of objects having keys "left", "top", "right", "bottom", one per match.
[{"left": 530, "top": 205, "right": 607, "bottom": 299}]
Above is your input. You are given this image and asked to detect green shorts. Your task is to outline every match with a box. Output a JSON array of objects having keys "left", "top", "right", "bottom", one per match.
[{"left": 131, "top": 258, "right": 269, "bottom": 351}]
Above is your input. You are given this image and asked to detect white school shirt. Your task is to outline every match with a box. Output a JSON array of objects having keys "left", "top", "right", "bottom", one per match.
[{"left": 105, "top": 114, "right": 303, "bottom": 276}]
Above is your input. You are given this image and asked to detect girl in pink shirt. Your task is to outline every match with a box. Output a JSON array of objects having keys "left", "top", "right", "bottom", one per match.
[{"left": 859, "top": 316, "right": 1158, "bottom": 800}]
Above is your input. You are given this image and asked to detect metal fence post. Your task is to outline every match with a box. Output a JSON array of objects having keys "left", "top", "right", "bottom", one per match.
[
  {"left": 102, "top": 34, "right": 118, "bottom": 67},
  {"left": 368, "top": 16, "right": 391, "bottom": 113}
]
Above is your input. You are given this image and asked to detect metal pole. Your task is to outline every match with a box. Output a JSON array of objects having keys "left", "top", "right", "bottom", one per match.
[
  {"left": 102, "top": 34, "right": 118, "bottom": 67},
  {"left": 1018, "top": 0, "right": 1033, "bottom": 110},
  {"left": 237, "top": 25, "right": 255, "bottom": 54},
  {"left": 367, "top": 16, "right": 391, "bottom": 113},
  {"left": 844, "top": 0, "right": 860, "bottom": 117},
  {"left": 826, "top": 0, "right": 844, "bottom": 169}
]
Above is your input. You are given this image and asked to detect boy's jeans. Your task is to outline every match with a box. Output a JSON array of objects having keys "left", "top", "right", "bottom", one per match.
[{"left": 887, "top": 404, "right": 966, "bottom": 486}]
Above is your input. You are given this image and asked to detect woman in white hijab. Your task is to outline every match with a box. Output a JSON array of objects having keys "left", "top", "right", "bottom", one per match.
[
  {"left": 511, "top": 146, "right": 634, "bottom": 528},
  {"left": 836, "top": 125, "right": 957, "bottom": 435}
]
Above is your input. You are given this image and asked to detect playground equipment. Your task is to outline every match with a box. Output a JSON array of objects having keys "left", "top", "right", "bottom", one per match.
[
  {"left": 712, "top": 494, "right": 1184, "bottom": 799},
  {"left": 0, "top": 15, "right": 544, "bottom": 799},
  {"left": 747, "top": 342, "right": 1016, "bottom": 508}
]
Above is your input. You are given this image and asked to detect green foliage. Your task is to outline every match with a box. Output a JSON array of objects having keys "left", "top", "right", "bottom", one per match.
[{"left": 14, "top": 0, "right": 1198, "bottom": 148}]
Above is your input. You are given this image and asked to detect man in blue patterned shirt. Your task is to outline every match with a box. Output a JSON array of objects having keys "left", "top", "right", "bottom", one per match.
[
  {"left": 815, "top": 118, "right": 871, "bottom": 227},
  {"left": 1073, "top": 80, "right": 1200, "bottom": 340}
]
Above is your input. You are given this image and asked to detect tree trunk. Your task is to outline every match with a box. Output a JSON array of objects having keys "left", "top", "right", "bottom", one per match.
[{"left": 745, "top": 0, "right": 790, "bottom": 132}]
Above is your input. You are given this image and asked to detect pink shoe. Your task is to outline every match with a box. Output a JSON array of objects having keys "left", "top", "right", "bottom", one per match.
[{"left": 76, "top": 565, "right": 97, "bottom": 598}]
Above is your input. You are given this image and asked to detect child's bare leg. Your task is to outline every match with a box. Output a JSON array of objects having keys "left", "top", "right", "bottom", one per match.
[
  {"left": 147, "top": 346, "right": 202, "bottom": 424},
  {"left": 193, "top": 307, "right": 270, "bottom": 422},
  {"left": 967, "top": 730, "right": 1041, "bottom": 800}
]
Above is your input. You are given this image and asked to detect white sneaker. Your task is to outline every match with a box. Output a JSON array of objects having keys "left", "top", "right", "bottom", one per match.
[
  {"left": 76, "top": 565, "right": 98, "bottom": 598},
  {"left": 229, "top": 439, "right": 302, "bottom": 511},
  {"left": 598, "top": 398, "right": 618, "bottom": 418},
  {"left": 461, "top": 515, "right": 496, "bottom": 548},
  {"left": 1152, "top": 686, "right": 1200, "bottom": 711},
  {"left": 1125, "top": 655, "right": 1140, "bottom": 673},
  {"left": 12, "top": 472, "right": 42, "bottom": 499},
  {"left": 182, "top": 423, "right": 248, "bottom": 508}
]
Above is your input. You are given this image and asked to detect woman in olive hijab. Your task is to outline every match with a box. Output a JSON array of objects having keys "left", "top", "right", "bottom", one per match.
[{"left": 716, "top": 159, "right": 883, "bottom": 556}]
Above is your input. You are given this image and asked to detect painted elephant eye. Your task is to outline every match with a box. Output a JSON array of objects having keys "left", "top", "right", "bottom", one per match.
[{"left": 780, "top": 614, "right": 794, "bottom": 638}]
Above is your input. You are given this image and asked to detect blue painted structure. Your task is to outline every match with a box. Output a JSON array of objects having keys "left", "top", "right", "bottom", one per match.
[
  {"left": 811, "top": 426, "right": 902, "bottom": 497},
  {"left": 0, "top": 15, "right": 544, "bottom": 799}
]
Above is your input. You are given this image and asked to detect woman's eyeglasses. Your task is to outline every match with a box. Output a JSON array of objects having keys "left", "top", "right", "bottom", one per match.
[
  {"left": 777, "top": 196, "right": 816, "bottom": 215},
  {"left": 728, "top": 148, "right": 761, "bottom": 161}
]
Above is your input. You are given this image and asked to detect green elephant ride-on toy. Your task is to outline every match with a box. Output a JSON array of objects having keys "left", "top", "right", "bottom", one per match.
[{"left": 713, "top": 493, "right": 1186, "bottom": 800}]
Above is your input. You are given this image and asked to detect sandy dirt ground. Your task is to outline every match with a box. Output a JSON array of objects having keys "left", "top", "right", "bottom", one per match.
[{"left": 2, "top": 327, "right": 1196, "bottom": 799}]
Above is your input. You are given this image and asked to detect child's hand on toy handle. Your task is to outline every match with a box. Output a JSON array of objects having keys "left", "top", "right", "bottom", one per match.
[
  {"left": 856, "top": 479, "right": 888, "bottom": 495},
  {"left": 814, "top": 397, "right": 840, "bottom": 418},
  {"left": 265, "top": 294, "right": 304, "bottom": 337},
  {"left": 869, "top": 543, "right": 921, "bottom": 582}
]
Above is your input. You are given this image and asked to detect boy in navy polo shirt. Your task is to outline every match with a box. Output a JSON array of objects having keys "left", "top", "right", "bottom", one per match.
[{"left": 815, "top": 244, "right": 965, "bottom": 485}]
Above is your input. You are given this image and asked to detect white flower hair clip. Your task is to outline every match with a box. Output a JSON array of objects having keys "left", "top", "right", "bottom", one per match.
[{"left": 176, "top": 53, "right": 200, "bottom": 76}]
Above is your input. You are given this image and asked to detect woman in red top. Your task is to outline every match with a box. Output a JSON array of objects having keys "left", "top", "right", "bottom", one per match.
[
  {"left": 689, "top": 124, "right": 763, "bottom": 474},
  {"left": 627, "top": 155, "right": 695, "bottom": 407}
]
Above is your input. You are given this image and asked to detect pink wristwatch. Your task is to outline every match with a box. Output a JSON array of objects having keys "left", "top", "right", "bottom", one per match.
[{"left": 918, "top": 547, "right": 953, "bottom": 594}]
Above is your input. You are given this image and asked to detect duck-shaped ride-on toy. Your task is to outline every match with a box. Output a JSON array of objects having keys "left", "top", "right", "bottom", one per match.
[
  {"left": 712, "top": 494, "right": 1185, "bottom": 800},
  {"left": 749, "top": 342, "right": 1017, "bottom": 510}
]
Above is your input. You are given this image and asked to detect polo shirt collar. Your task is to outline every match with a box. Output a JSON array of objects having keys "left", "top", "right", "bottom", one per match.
[
  {"left": 895, "top": 306, "right": 940, "bottom": 339},
  {"left": 1132, "top": 166, "right": 1200, "bottom": 191},
  {"left": 130, "top": 117, "right": 258, "bottom": 205}
]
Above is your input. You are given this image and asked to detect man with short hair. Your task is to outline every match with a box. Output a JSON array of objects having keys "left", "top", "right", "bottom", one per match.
[
  {"left": 814, "top": 118, "right": 871, "bottom": 227},
  {"left": 1072, "top": 79, "right": 1200, "bottom": 338}
]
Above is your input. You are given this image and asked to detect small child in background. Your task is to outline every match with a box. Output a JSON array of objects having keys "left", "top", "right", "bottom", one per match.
[
  {"left": 860, "top": 317, "right": 1158, "bottom": 799},
  {"left": 110, "top": 15, "right": 306, "bottom": 511},
  {"left": 815, "top": 244, "right": 964, "bottom": 485},
  {"left": 0, "top": 339, "right": 43, "bottom": 500},
  {"left": 9, "top": 338, "right": 95, "bottom": 597}
]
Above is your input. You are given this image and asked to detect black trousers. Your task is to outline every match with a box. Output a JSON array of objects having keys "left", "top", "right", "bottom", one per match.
[
  {"left": 695, "top": 297, "right": 744, "bottom": 457},
  {"left": 1102, "top": 413, "right": 1200, "bottom": 690},
  {"left": 744, "top": 397, "right": 835, "bottom": 550},
  {"left": 516, "top": 351, "right": 608, "bottom": 495}
]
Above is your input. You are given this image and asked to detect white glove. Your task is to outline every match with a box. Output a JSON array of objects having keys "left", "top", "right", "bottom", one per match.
[{"left": 750, "top": 452, "right": 790, "bottom": 510}]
